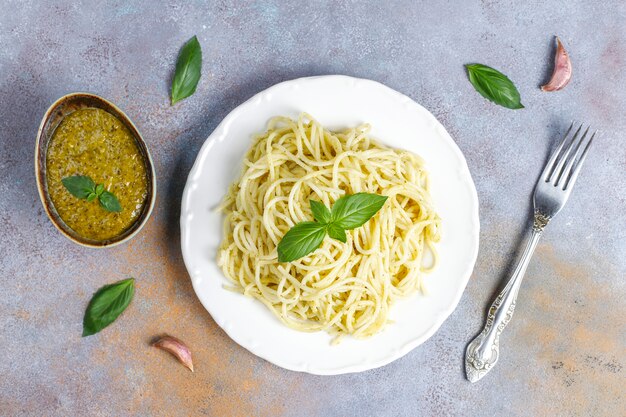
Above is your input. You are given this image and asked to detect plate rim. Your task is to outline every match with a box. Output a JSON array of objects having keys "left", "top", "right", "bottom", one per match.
[{"left": 180, "top": 74, "right": 480, "bottom": 375}]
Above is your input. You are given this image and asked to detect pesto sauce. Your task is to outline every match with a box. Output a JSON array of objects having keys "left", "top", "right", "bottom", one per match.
[{"left": 46, "top": 108, "right": 148, "bottom": 241}]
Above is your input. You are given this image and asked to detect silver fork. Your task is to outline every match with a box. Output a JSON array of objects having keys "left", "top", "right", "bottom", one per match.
[{"left": 465, "top": 123, "right": 597, "bottom": 383}]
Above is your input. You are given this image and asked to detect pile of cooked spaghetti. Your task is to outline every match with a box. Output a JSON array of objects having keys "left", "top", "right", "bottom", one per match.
[{"left": 217, "top": 113, "right": 440, "bottom": 342}]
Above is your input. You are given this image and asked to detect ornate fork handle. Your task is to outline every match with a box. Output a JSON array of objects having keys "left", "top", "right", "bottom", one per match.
[{"left": 465, "top": 211, "right": 550, "bottom": 382}]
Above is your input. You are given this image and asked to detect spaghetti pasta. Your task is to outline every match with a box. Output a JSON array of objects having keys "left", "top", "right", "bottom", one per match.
[{"left": 217, "top": 114, "right": 440, "bottom": 341}]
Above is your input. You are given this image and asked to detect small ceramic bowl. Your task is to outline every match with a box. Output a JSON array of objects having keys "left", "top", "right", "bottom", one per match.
[{"left": 35, "top": 92, "right": 156, "bottom": 248}]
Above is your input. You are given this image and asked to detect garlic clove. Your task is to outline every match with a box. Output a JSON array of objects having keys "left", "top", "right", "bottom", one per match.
[
  {"left": 541, "top": 36, "right": 572, "bottom": 92},
  {"left": 152, "top": 335, "right": 194, "bottom": 372}
]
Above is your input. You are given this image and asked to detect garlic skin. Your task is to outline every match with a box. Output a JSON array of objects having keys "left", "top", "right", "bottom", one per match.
[
  {"left": 152, "top": 336, "right": 194, "bottom": 372},
  {"left": 541, "top": 36, "right": 572, "bottom": 92}
]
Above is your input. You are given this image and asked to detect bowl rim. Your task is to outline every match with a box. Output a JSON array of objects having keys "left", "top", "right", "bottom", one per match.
[{"left": 35, "top": 92, "right": 157, "bottom": 248}]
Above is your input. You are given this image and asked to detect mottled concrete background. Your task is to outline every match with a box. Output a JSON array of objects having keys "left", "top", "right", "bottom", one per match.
[{"left": 1, "top": 1, "right": 624, "bottom": 416}]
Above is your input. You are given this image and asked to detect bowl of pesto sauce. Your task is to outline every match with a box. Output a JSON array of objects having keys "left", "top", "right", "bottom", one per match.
[{"left": 35, "top": 93, "right": 156, "bottom": 247}]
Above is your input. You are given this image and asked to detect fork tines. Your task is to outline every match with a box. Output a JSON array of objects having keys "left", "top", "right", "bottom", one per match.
[{"left": 543, "top": 122, "right": 597, "bottom": 190}]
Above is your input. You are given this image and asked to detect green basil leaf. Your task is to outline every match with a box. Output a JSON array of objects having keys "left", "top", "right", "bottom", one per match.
[
  {"left": 171, "top": 35, "right": 202, "bottom": 105},
  {"left": 95, "top": 183, "right": 105, "bottom": 196},
  {"left": 61, "top": 175, "right": 96, "bottom": 199},
  {"left": 310, "top": 200, "right": 331, "bottom": 224},
  {"left": 83, "top": 278, "right": 135, "bottom": 337},
  {"left": 86, "top": 192, "right": 98, "bottom": 202},
  {"left": 330, "top": 193, "right": 388, "bottom": 230},
  {"left": 465, "top": 63, "right": 524, "bottom": 109},
  {"left": 98, "top": 190, "right": 122, "bottom": 213},
  {"left": 277, "top": 222, "right": 327, "bottom": 262},
  {"left": 327, "top": 223, "right": 347, "bottom": 243}
]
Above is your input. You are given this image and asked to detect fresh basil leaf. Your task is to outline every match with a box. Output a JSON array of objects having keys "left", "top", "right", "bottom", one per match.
[
  {"left": 465, "top": 64, "right": 524, "bottom": 109},
  {"left": 86, "top": 192, "right": 98, "bottom": 202},
  {"left": 95, "top": 183, "right": 105, "bottom": 196},
  {"left": 171, "top": 35, "right": 202, "bottom": 105},
  {"left": 62, "top": 175, "right": 96, "bottom": 199},
  {"left": 277, "top": 222, "right": 327, "bottom": 262},
  {"left": 327, "top": 223, "right": 347, "bottom": 243},
  {"left": 330, "top": 193, "right": 388, "bottom": 230},
  {"left": 310, "top": 200, "right": 331, "bottom": 224},
  {"left": 83, "top": 278, "right": 135, "bottom": 337},
  {"left": 99, "top": 190, "right": 122, "bottom": 213}
]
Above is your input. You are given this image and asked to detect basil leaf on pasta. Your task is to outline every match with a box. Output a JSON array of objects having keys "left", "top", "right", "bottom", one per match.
[
  {"left": 330, "top": 193, "right": 388, "bottom": 230},
  {"left": 277, "top": 222, "right": 327, "bottom": 262},
  {"left": 310, "top": 200, "right": 331, "bottom": 224},
  {"left": 327, "top": 223, "right": 347, "bottom": 243}
]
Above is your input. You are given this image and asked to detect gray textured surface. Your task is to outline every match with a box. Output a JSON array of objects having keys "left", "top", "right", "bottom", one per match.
[{"left": 1, "top": 1, "right": 625, "bottom": 416}]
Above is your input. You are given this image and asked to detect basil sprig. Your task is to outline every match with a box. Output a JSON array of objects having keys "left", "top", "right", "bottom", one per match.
[
  {"left": 465, "top": 63, "right": 524, "bottom": 109},
  {"left": 171, "top": 35, "right": 202, "bottom": 105},
  {"left": 83, "top": 278, "right": 135, "bottom": 337},
  {"left": 277, "top": 193, "right": 388, "bottom": 262},
  {"left": 61, "top": 175, "right": 122, "bottom": 213}
]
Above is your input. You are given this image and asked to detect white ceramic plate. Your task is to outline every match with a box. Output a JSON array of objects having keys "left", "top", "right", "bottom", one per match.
[{"left": 181, "top": 75, "right": 479, "bottom": 375}]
